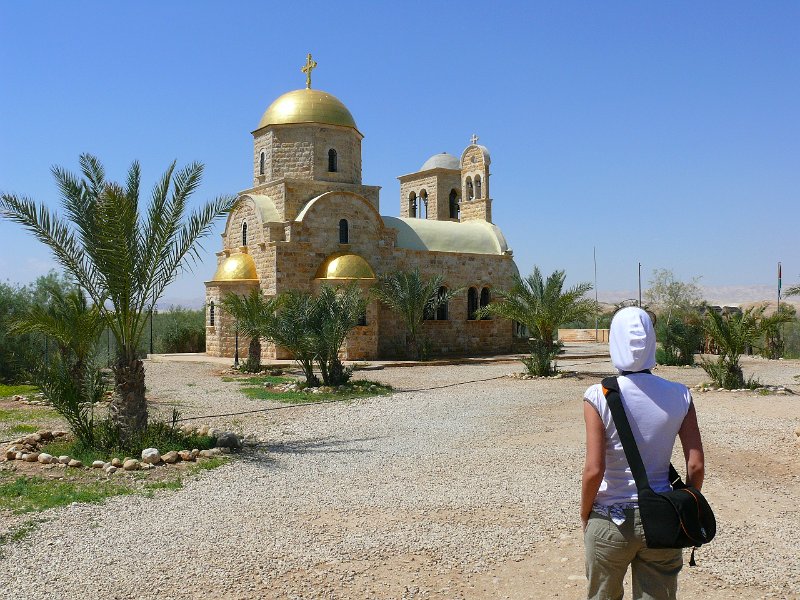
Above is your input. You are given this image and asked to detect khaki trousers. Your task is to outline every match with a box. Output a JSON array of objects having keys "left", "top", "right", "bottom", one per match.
[{"left": 584, "top": 509, "right": 683, "bottom": 600}]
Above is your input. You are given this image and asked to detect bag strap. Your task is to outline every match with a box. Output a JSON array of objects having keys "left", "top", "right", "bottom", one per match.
[
  {"left": 601, "top": 376, "right": 653, "bottom": 491},
  {"left": 601, "top": 375, "right": 686, "bottom": 491}
]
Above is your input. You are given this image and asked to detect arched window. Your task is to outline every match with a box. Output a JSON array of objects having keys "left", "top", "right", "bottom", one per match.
[
  {"left": 357, "top": 310, "right": 367, "bottom": 326},
  {"left": 480, "top": 287, "right": 491, "bottom": 320},
  {"left": 419, "top": 190, "right": 428, "bottom": 219},
  {"left": 475, "top": 174, "right": 482, "bottom": 199},
  {"left": 409, "top": 192, "right": 417, "bottom": 218},
  {"left": 339, "top": 219, "right": 349, "bottom": 244},
  {"left": 466, "top": 177, "right": 474, "bottom": 201},
  {"left": 209, "top": 301, "right": 215, "bottom": 326},
  {"left": 436, "top": 286, "right": 449, "bottom": 320},
  {"left": 449, "top": 189, "right": 460, "bottom": 220},
  {"left": 328, "top": 148, "right": 338, "bottom": 172},
  {"left": 467, "top": 287, "right": 479, "bottom": 320},
  {"left": 259, "top": 151, "right": 265, "bottom": 176},
  {"left": 242, "top": 221, "right": 248, "bottom": 246}
]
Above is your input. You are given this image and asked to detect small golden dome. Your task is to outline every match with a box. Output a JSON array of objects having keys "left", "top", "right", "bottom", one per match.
[
  {"left": 315, "top": 253, "right": 375, "bottom": 280},
  {"left": 256, "top": 88, "right": 359, "bottom": 132},
  {"left": 212, "top": 253, "right": 258, "bottom": 281}
]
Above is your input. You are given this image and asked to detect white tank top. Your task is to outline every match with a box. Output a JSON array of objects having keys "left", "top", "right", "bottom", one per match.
[{"left": 584, "top": 372, "right": 692, "bottom": 505}]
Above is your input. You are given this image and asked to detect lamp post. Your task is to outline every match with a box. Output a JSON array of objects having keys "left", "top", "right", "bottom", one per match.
[
  {"left": 234, "top": 319, "right": 240, "bottom": 368},
  {"left": 638, "top": 262, "right": 642, "bottom": 307},
  {"left": 149, "top": 303, "right": 158, "bottom": 355}
]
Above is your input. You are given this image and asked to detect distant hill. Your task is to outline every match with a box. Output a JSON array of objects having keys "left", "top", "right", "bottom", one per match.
[{"left": 596, "top": 285, "right": 799, "bottom": 312}]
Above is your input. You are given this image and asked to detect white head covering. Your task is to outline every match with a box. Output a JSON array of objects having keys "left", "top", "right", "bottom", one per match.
[{"left": 609, "top": 307, "right": 656, "bottom": 372}]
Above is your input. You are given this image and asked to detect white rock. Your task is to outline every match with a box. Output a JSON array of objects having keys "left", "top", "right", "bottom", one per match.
[
  {"left": 104, "top": 465, "right": 117, "bottom": 474},
  {"left": 141, "top": 448, "right": 161, "bottom": 464},
  {"left": 37, "top": 453, "right": 54, "bottom": 464},
  {"left": 58, "top": 455, "right": 70, "bottom": 464},
  {"left": 92, "top": 460, "right": 105, "bottom": 469}
]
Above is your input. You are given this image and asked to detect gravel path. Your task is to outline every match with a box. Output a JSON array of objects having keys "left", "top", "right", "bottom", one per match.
[{"left": 1, "top": 356, "right": 798, "bottom": 599}]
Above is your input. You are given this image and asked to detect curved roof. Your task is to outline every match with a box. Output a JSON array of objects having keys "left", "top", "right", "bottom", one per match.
[
  {"left": 462, "top": 144, "right": 492, "bottom": 166},
  {"left": 382, "top": 217, "right": 509, "bottom": 255},
  {"left": 315, "top": 253, "right": 375, "bottom": 279},
  {"left": 257, "top": 88, "right": 359, "bottom": 132},
  {"left": 295, "top": 191, "right": 383, "bottom": 224},
  {"left": 211, "top": 253, "right": 259, "bottom": 282},
  {"left": 240, "top": 194, "right": 280, "bottom": 223},
  {"left": 420, "top": 152, "right": 460, "bottom": 172}
]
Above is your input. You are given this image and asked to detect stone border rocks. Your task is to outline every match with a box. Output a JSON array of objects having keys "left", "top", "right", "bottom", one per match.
[{"left": 1, "top": 427, "right": 249, "bottom": 475}]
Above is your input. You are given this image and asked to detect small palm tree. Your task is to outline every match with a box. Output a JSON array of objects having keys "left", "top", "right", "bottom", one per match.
[
  {"left": 700, "top": 306, "right": 764, "bottom": 388},
  {"left": 11, "top": 284, "right": 104, "bottom": 387},
  {"left": 372, "top": 269, "right": 457, "bottom": 360},
  {"left": 269, "top": 290, "right": 320, "bottom": 386},
  {"left": 314, "top": 284, "right": 367, "bottom": 385},
  {"left": 221, "top": 289, "right": 280, "bottom": 372},
  {"left": 476, "top": 266, "right": 596, "bottom": 375},
  {"left": 1, "top": 154, "right": 235, "bottom": 442},
  {"left": 11, "top": 283, "right": 106, "bottom": 447}
]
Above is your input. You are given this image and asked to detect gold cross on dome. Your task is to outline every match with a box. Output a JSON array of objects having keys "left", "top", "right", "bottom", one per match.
[
  {"left": 301, "top": 53, "right": 318, "bottom": 89},
  {"left": 470, "top": 134, "right": 479, "bottom": 145}
]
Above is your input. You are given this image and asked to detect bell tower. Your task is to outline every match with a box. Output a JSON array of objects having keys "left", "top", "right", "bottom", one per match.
[{"left": 459, "top": 135, "right": 491, "bottom": 223}]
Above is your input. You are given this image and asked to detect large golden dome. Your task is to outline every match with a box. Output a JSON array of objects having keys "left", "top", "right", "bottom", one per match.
[
  {"left": 315, "top": 253, "right": 375, "bottom": 280},
  {"left": 256, "top": 88, "right": 359, "bottom": 132},
  {"left": 211, "top": 253, "right": 258, "bottom": 282}
]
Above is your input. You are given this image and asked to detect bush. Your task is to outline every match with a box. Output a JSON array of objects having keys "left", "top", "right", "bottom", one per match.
[
  {"left": 782, "top": 319, "right": 800, "bottom": 358},
  {"left": 156, "top": 307, "right": 206, "bottom": 353},
  {"left": 656, "top": 312, "right": 703, "bottom": 366},
  {"left": 91, "top": 416, "right": 216, "bottom": 456}
]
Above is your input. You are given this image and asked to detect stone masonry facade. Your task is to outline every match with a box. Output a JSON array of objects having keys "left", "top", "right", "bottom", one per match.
[{"left": 206, "top": 82, "right": 521, "bottom": 361}]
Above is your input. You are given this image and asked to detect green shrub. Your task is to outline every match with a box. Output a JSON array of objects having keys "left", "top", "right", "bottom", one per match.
[
  {"left": 782, "top": 320, "right": 800, "bottom": 358},
  {"left": 656, "top": 312, "right": 703, "bottom": 366}
]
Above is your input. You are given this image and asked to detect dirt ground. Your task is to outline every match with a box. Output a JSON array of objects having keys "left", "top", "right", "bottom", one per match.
[{"left": 1, "top": 355, "right": 798, "bottom": 600}]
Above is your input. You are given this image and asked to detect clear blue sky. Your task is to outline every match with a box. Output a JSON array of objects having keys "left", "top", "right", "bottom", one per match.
[{"left": 1, "top": 1, "right": 797, "bottom": 305}]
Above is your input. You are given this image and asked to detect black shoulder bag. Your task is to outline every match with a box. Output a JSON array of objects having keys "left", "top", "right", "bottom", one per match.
[{"left": 601, "top": 376, "right": 716, "bottom": 564}]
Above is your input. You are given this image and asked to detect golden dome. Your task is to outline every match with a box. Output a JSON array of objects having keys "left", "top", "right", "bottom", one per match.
[
  {"left": 256, "top": 88, "right": 359, "bottom": 132},
  {"left": 212, "top": 253, "right": 258, "bottom": 281},
  {"left": 315, "top": 253, "right": 375, "bottom": 280}
]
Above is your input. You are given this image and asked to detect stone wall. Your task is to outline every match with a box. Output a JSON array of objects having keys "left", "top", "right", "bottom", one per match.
[
  {"left": 398, "top": 169, "right": 460, "bottom": 221},
  {"left": 252, "top": 124, "right": 362, "bottom": 187},
  {"left": 204, "top": 281, "right": 259, "bottom": 358},
  {"left": 460, "top": 197, "right": 492, "bottom": 223}
]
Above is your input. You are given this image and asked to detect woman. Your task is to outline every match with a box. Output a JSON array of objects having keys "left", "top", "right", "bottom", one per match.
[{"left": 581, "top": 307, "right": 705, "bottom": 600}]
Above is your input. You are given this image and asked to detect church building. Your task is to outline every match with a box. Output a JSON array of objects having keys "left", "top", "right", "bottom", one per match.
[{"left": 205, "top": 56, "right": 521, "bottom": 360}]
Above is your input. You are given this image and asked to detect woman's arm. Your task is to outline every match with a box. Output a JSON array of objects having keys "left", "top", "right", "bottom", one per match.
[
  {"left": 581, "top": 400, "right": 606, "bottom": 531},
  {"left": 678, "top": 401, "right": 705, "bottom": 490}
]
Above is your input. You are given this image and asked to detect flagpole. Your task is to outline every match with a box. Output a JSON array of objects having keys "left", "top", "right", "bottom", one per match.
[
  {"left": 778, "top": 262, "right": 782, "bottom": 311},
  {"left": 594, "top": 247, "right": 598, "bottom": 341}
]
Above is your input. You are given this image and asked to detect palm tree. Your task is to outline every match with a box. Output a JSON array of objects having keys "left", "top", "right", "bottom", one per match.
[
  {"left": 221, "top": 289, "right": 280, "bottom": 372},
  {"left": 314, "top": 283, "right": 367, "bottom": 385},
  {"left": 1, "top": 154, "right": 235, "bottom": 442},
  {"left": 475, "top": 266, "right": 596, "bottom": 375},
  {"left": 372, "top": 269, "right": 458, "bottom": 360},
  {"left": 700, "top": 306, "right": 764, "bottom": 388}
]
